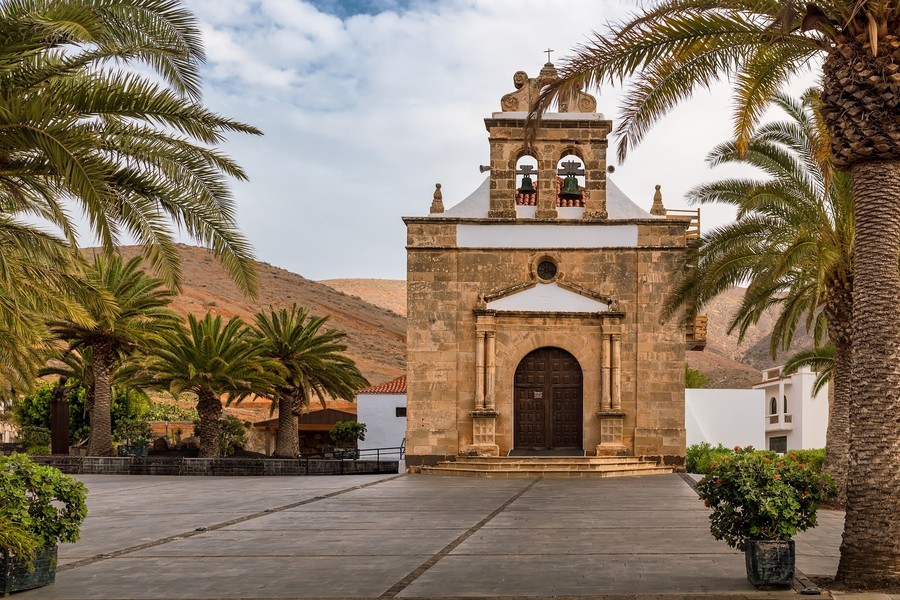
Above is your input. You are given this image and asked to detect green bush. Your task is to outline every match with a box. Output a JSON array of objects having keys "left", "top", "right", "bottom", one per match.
[
  {"left": 12, "top": 383, "right": 148, "bottom": 444},
  {"left": 112, "top": 419, "right": 152, "bottom": 447},
  {"left": 18, "top": 426, "right": 51, "bottom": 456},
  {"left": 686, "top": 442, "right": 733, "bottom": 474},
  {"left": 0, "top": 454, "right": 88, "bottom": 549},
  {"left": 685, "top": 363, "right": 710, "bottom": 389},
  {"left": 329, "top": 421, "right": 366, "bottom": 447},
  {"left": 784, "top": 448, "right": 826, "bottom": 472},
  {"left": 696, "top": 447, "right": 836, "bottom": 550}
]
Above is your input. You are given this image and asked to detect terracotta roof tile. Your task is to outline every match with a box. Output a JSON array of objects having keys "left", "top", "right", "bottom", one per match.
[{"left": 357, "top": 375, "right": 406, "bottom": 395}]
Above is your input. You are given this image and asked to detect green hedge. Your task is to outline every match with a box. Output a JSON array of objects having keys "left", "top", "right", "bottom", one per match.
[{"left": 686, "top": 443, "right": 826, "bottom": 474}]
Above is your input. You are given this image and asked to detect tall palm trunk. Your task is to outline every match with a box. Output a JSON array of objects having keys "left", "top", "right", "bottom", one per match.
[
  {"left": 837, "top": 160, "right": 900, "bottom": 583},
  {"left": 273, "top": 394, "right": 300, "bottom": 458},
  {"left": 824, "top": 289, "right": 852, "bottom": 506},
  {"left": 87, "top": 342, "right": 114, "bottom": 456},
  {"left": 197, "top": 389, "right": 223, "bottom": 459}
]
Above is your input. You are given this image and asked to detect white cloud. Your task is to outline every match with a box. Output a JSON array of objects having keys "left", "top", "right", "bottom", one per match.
[{"left": 183, "top": 0, "right": 821, "bottom": 280}]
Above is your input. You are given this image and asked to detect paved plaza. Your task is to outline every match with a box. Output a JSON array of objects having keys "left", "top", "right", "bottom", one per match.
[{"left": 19, "top": 473, "right": 845, "bottom": 599}]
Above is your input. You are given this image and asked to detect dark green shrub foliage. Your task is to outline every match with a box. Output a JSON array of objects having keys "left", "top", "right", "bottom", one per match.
[
  {"left": 696, "top": 447, "right": 836, "bottom": 550},
  {"left": 686, "top": 442, "right": 733, "bottom": 474},
  {"left": 329, "top": 421, "right": 366, "bottom": 447},
  {"left": 0, "top": 454, "right": 88, "bottom": 548}
]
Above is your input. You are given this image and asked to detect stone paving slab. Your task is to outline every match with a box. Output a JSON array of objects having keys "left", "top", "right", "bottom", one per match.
[{"left": 17, "top": 473, "right": 842, "bottom": 599}]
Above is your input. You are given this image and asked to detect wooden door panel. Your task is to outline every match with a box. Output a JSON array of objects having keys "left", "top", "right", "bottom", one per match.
[
  {"left": 515, "top": 388, "right": 546, "bottom": 448},
  {"left": 514, "top": 347, "right": 583, "bottom": 451}
]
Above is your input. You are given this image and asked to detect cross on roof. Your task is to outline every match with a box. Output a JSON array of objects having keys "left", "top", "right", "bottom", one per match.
[
  {"left": 558, "top": 160, "right": 584, "bottom": 177},
  {"left": 544, "top": 48, "right": 553, "bottom": 63},
  {"left": 516, "top": 164, "right": 536, "bottom": 176}
]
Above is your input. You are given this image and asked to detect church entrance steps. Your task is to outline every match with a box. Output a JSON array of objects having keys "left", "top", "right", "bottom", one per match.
[{"left": 418, "top": 456, "right": 674, "bottom": 478}]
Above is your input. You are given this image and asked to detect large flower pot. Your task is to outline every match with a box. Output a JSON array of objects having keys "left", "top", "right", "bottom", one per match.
[
  {"left": 0, "top": 545, "right": 58, "bottom": 594},
  {"left": 744, "top": 540, "right": 794, "bottom": 587}
]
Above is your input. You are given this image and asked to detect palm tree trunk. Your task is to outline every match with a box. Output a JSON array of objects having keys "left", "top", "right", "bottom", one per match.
[
  {"left": 273, "top": 395, "right": 300, "bottom": 458},
  {"left": 824, "top": 289, "right": 852, "bottom": 506},
  {"left": 87, "top": 342, "right": 114, "bottom": 456},
  {"left": 196, "top": 389, "right": 223, "bottom": 459},
  {"left": 837, "top": 160, "right": 900, "bottom": 583}
]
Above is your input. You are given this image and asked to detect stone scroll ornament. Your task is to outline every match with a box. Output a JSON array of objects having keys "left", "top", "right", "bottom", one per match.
[{"left": 500, "top": 66, "right": 597, "bottom": 113}]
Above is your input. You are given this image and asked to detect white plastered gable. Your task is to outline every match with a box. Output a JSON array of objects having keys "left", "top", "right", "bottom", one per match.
[{"left": 486, "top": 282, "right": 610, "bottom": 313}]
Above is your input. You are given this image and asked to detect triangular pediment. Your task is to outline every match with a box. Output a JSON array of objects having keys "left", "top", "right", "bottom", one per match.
[{"left": 485, "top": 282, "right": 610, "bottom": 313}]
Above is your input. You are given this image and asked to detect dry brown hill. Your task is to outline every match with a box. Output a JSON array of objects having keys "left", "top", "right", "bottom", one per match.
[{"left": 114, "top": 245, "right": 406, "bottom": 386}]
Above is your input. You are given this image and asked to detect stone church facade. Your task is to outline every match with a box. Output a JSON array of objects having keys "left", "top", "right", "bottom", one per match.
[{"left": 403, "top": 62, "right": 691, "bottom": 468}]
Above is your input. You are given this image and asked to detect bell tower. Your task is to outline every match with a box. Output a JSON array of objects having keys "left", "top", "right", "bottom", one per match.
[{"left": 486, "top": 61, "right": 612, "bottom": 220}]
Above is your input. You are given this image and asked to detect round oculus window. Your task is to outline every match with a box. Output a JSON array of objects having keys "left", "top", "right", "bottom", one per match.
[{"left": 537, "top": 260, "right": 557, "bottom": 281}]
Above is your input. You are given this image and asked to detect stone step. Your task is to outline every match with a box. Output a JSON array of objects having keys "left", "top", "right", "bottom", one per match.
[
  {"left": 419, "top": 466, "right": 674, "bottom": 478},
  {"left": 456, "top": 456, "right": 648, "bottom": 464},
  {"left": 444, "top": 460, "right": 658, "bottom": 470}
]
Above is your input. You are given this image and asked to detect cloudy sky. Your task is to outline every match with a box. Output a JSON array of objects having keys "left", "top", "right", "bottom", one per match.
[{"left": 183, "top": 0, "right": 818, "bottom": 281}]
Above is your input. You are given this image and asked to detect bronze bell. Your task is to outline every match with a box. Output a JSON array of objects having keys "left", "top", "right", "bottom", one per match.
[
  {"left": 518, "top": 174, "right": 536, "bottom": 195},
  {"left": 559, "top": 175, "right": 581, "bottom": 200}
]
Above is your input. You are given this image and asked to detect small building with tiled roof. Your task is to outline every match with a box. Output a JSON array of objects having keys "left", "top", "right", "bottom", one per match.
[
  {"left": 356, "top": 375, "right": 407, "bottom": 451},
  {"left": 357, "top": 375, "right": 406, "bottom": 395}
]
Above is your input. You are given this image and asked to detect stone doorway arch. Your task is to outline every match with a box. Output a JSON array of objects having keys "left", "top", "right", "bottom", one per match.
[{"left": 514, "top": 347, "right": 583, "bottom": 450}]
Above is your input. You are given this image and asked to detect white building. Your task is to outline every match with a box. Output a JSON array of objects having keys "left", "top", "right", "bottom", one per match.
[
  {"left": 754, "top": 365, "right": 829, "bottom": 453},
  {"left": 685, "top": 364, "right": 829, "bottom": 453},
  {"left": 356, "top": 375, "right": 407, "bottom": 451},
  {"left": 685, "top": 389, "right": 766, "bottom": 449}
]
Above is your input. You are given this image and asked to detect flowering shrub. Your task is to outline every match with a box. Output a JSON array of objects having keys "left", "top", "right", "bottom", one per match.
[{"left": 696, "top": 446, "right": 836, "bottom": 551}]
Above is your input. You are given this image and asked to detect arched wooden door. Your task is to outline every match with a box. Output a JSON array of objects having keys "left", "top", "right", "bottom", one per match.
[{"left": 514, "top": 347, "right": 583, "bottom": 450}]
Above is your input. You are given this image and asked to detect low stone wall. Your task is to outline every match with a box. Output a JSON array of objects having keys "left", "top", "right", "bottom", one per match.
[{"left": 31, "top": 456, "right": 399, "bottom": 476}]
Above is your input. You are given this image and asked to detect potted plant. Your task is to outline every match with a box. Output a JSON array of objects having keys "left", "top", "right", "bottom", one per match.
[
  {"left": 113, "top": 419, "right": 152, "bottom": 457},
  {"left": 328, "top": 421, "right": 366, "bottom": 459},
  {"left": 696, "top": 446, "right": 836, "bottom": 587},
  {"left": 0, "top": 454, "right": 88, "bottom": 594}
]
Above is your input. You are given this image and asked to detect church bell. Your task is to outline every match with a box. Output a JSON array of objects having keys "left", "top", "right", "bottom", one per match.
[
  {"left": 559, "top": 175, "right": 581, "bottom": 200},
  {"left": 518, "top": 174, "right": 536, "bottom": 195}
]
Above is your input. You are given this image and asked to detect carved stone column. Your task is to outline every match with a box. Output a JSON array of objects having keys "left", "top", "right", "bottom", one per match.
[
  {"left": 475, "top": 331, "right": 486, "bottom": 410},
  {"left": 611, "top": 334, "right": 622, "bottom": 410},
  {"left": 485, "top": 332, "right": 497, "bottom": 410},
  {"left": 597, "top": 321, "right": 626, "bottom": 456},
  {"left": 600, "top": 334, "right": 612, "bottom": 410},
  {"left": 470, "top": 312, "right": 499, "bottom": 456}
]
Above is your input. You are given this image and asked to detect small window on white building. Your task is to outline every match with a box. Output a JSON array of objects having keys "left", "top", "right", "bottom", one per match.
[
  {"left": 769, "top": 436, "right": 788, "bottom": 453},
  {"left": 395, "top": 407, "right": 407, "bottom": 418},
  {"left": 783, "top": 395, "right": 788, "bottom": 414},
  {"left": 770, "top": 397, "right": 778, "bottom": 415}
]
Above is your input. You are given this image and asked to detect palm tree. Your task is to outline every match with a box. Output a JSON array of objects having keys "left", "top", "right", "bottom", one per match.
[
  {"left": 141, "top": 313, "right": 276, "bottom": 458},
  {"left": 48, "top": 254, "right": 178, "bottom": 456},
  {"left": 667, "top": 90, "right": 852, "bottom": 501},
  {"left": 251, "top": 306, "right": 369, "bottom": 458},
  {"left": 784, "top": 344, "right": 835, "bottom": 397},
  {"left": 533, "top": 2, "right": 899, "bottom": 582},
  {"left": 0, "top": 0, "right": 261, "bottom": 294},
  {"left": 0, "top": 217, "right": 89, "bottom": 397}
]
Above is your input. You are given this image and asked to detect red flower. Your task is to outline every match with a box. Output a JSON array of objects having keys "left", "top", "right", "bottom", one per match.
[
  {"left": 762, "top": 457, "right": 770, "bottom": 462},
  {"left": 774, "top": 474, "right": 781, "bottom": 480},
  {"left": 804, "top": 490, "right": 809, "bottom": 496},
  {"left": 704, "top": 500, "right": 710, "bottom": 507},
  {"left": 716, "top": 478, "right": 722, "bottom": 485},
  {"left": 734, "top": 445, "right": 741, "bottom": 451}
]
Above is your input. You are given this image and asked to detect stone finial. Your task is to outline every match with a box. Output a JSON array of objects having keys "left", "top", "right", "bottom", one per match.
[
  {"left": 499, "top": 64, "right": 597, "bottom": 114},
  {"left": 430, "top": 183, "right": 444, "bottom": 214},
  {"left": 650, "top": 184, "right": 667, "bottom": 216}
]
